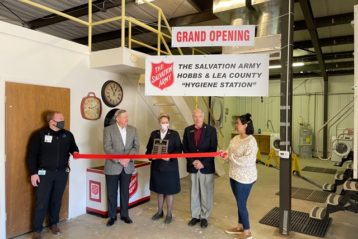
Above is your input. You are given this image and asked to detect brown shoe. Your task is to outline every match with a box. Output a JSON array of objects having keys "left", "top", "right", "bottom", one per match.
[
  {"left": 239, "top": 232, "right": 253, "bottom": 239},
  {"left": 225, "top": 227, "right": 244, "bottom": 235},
  {"left": 32, "top": 232, "right": 42, "bottom": 239},
  {"left": 50, "top": 224, "right": 61, "bottom": 235}
]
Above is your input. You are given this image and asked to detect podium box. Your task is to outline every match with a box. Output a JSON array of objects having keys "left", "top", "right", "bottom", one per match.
[{"left": 86, "top": 162, "right": 151, "bottom": 216}]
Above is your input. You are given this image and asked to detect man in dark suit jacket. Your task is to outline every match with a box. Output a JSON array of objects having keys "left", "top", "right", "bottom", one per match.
[
  {"left": 103, "top": 109, "right": 140, "bottom": 226},
  {"left": 182, "top": 108, "right": 218, "bottom": 228}
]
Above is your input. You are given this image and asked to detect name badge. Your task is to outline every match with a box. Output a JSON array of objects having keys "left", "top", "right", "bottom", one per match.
[
  {"left": 44, "top": 135, "right": 53, "bottom": 143},
  {"left": 38, "top": 169, "right": 46, "bottom": 175}
]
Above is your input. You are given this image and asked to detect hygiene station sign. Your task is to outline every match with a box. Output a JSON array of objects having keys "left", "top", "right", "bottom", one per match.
[
  {"left": 145, "top": 54, "right": 269, "bottom": 97},
  {"left": 171, "top": 25, "right": 255, "bottom": 47}
]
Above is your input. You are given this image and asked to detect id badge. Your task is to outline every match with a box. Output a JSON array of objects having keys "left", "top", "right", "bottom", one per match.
[
  {"left": 38, "top": 169, "right": 46, "bottom": 176},
  {"left": 44, "top": 135, "right": 53, "bottom": 143}
]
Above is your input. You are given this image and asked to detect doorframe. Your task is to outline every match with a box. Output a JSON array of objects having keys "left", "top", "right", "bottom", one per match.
[{"left": 0, "top": 78, "right": 6, "bottom": 239}]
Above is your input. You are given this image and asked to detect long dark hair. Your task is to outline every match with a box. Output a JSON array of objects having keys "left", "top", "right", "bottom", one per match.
[{"left": 238, "top": 113, "right": 254, "bottom": 135}]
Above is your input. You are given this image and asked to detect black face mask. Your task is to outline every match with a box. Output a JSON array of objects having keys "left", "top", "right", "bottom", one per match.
[{"left": 56, "top": 121, "right": 65, "bottom": 130}]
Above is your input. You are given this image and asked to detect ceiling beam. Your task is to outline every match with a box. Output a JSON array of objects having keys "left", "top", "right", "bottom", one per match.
[
  {"left": 26, "top": 0, "right": 133, "bottom": 29},
  {"left": 299, "top": 0, "right": 327, "bottom": 79},
  {"left": 295, "top": 51, "right": 353, "bottom": 62},
  {"left": 270, "top": 69, "right": 354, "bottom": 79},
  {"left": 270, "top": 61, "right": 353, "bottom": 75},
  {"left": 294, "top": 12, "right": 353, "bottom": 31},
  {"left": 294, "top": 35, "right": 354, "bottom": 49},
  {"left": 270, "top": 51, "right": 353, "bottom": 65}
]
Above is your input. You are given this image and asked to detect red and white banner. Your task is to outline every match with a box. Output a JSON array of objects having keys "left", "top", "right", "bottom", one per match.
[
  {"left": 172, "top": 25, "right": 255, "bottom": 47},
  {"left": 145, "top": 54, "right": 269, "bottom": 97}
]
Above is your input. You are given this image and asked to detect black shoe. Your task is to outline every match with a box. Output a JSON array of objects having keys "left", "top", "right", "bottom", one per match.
[
  {"left": 152, "top": 211, "right": 164, "bottom": 220},
  {"left": 164, "top": 215, "right": 173, "bottom": 224},
  {"left": 121, "top": 217, "right": 133, "bottom": 224},
  {"left": 200, "top": 219, "right": 208, "bottom": 228},
  {"left": 106, "top": 217, "right": 117, "bottom": 227},
  {"left": 188, "top": 218, "right": 200, "bottom": 226}
]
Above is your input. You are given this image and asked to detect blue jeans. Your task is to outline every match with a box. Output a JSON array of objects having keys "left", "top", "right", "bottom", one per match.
[{"left": 230, "top": 178, "right": 254, "bottom": 230}]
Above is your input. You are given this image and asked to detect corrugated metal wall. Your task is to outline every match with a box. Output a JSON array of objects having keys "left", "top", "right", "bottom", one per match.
[{"left": 223, "top": 76, "right": 354, "bottom": 156}]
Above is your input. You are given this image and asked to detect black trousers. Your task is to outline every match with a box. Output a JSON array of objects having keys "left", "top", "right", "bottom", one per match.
[
  {"left": 106, "top": 170, "right": 131, "bottom": 219},
  {"left": 33, "top": 170, "right": 68, "bottom": 232}
]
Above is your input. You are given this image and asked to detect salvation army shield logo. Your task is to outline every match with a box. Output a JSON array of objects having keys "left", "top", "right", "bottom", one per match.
[
  {"left": 129, "top": 173, "right": 138, "bottom": 198},
  {"left": 89, "top": 180, "right": 101, "bottom": 202},
  {"left": 150, "top": 61, "right": 174, "bottom": 90}
]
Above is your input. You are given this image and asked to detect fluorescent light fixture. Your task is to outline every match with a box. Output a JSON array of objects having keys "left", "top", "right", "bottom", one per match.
[
  {"left": 135, "top": 0, "right": 155, "bottom": 4},
  {"left": 269, "top": 62, "right": 305, "bottom": 69},
  {"left": 292, "top": 62, "right": 304, "bottom": 67},
  {"left": 269, "top": 65, "right": 281, "bottom": 69}
]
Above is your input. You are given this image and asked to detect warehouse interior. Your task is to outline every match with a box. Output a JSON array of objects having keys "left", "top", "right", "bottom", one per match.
[{"left": 0, "top": 0, "right": 357, "bottom": 238}]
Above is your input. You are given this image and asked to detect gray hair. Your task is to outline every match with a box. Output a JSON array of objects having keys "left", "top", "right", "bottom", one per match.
[
  {"left": 114, "top": 109, "right": 127, "bottom": 119},
  {"left": 192, "top": 108, "right": 204, "bottom": 117}
]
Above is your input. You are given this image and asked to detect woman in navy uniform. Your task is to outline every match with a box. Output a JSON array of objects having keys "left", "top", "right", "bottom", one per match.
[{"left": 146, "top": 114, "right": 182, "bottom": 224}]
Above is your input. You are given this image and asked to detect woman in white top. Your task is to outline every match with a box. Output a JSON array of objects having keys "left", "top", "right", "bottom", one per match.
[{"left": 221, "top": 113, "right": 258, "bottom": 239}]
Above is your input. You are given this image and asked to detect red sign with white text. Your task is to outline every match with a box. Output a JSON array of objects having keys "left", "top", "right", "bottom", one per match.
[
  {"left": 150, "top": 61, "right": 174, "bottom": 90},
  {"left": 172, "top": 25, "right": 255, "bottom": 47}
]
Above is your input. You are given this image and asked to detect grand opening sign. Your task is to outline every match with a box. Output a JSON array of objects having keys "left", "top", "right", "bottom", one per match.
[
  {"left": 172, "top": 25, "right": 255, "bottom": 47},
  {"left": 145, "top": 54, "right": 269, "bottom": 97}
]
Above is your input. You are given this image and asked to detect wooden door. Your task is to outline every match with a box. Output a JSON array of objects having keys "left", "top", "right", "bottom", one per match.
[{"left": 5, "top": 82, "right": 70, "bottom": 238}]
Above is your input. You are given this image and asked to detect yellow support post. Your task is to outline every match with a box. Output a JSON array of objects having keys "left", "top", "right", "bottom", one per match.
[
  {"left": 128, "top": 20, "right": 132, "bottom": 49},
  {"left": 157, "top": 12, "right": 161, "bottom": 55},
  {"left": 88, "top": 0, "right": 92, "bottom": 51},
  {"left": 121, "top": 0, "right": 126, "bottom": 48}
]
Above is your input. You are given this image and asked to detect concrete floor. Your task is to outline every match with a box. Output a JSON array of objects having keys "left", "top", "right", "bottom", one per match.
[{"left": 16, "top": 157, "right": 358, "bottom": 239}]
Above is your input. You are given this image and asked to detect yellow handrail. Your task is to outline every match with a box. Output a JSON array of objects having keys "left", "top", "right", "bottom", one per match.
[
  {"left": 92, "top": 16, "right": 122, "bottom": 26},
  {"left": 20, "top": 0, "right": 207, "bottom": 56}
]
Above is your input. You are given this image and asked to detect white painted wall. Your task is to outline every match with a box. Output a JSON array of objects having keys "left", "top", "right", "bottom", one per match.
[
  {"left": 223, "top": 76, "right": 354, "bottom": 154},
  {"left": 0, "top": 21, "right": 159, "bottom": 238}
]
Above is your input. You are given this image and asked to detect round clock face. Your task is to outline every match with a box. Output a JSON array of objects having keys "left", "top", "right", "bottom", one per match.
[
  {"left": 101, "top": 80, "right": 123, "bottom": 107},
  {"left": 81, "top": 92, "right": 102, "bottom": 120}
]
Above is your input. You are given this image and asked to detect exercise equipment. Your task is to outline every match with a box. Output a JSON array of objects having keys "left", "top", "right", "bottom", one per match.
[
  {"left": 331, "top": 134, "right": 354, "bottom": 166},
  {"left": 310, "top": 179, "right": 358, "bottom": 220},
  {"left": 309, "top": 161, "right": 357, "bottom": 220}
]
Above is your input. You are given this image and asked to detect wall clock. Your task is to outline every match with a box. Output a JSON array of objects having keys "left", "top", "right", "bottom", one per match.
[
  {"left": 80, "top": 92, "right": 102, "bottom": 120},
  {"left": 101, "top": 80, "right": 123, "bottom": 107}
]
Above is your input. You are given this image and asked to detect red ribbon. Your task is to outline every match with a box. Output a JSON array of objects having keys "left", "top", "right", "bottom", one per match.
[{"left": 73, "top": 152, "right": 221, "bottom": 160}]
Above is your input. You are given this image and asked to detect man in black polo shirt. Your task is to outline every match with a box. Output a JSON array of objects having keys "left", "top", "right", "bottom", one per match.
[{"left": 28, "top": 111, "right": 78, "bottom": 239}]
